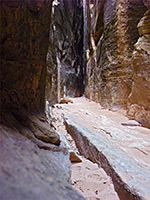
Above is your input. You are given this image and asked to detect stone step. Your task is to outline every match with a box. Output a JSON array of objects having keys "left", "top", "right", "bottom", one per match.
[{"left": 64, "top": 114, "right": 150, "bottom": 200}]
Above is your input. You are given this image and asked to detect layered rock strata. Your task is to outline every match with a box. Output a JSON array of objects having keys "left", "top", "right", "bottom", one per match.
[
  {"left": 1, "top": 0, "right": 52, "bottom": 113},
  {"left": 85, "top": 0, "right": 150, "bottom": 127},
  {"left": 46, "top": 0, "right": 84, "bottom": 104},
  {"left": 127, "top": 3, "right": 150, "bottom": 128},
  {"left": 0, "top": 1, "right": 86, "bottom": 199}
]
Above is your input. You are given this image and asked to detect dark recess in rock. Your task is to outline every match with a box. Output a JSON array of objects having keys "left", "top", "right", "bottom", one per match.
[{"left": 46, "top": 0, "right": 85, "bottom": 104}]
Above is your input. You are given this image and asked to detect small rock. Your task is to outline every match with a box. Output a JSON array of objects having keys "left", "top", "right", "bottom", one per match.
[
  {"left": 86, "top": 110, "right": 90, "bottom": 115},
  {"left": 34, "top": 129, "right": 61, "bottom": 145},
  {"left": 79, "top": 109, "right": 84, "bottom": 112},
  {"left": 121, "top": 120, "right": 141, "bottom": 127},
  {"left": 60, "top": 97, "right": 73, "bottom": 104},
  {"left": 70, "top": 151, "right": 82, "bottom": 163}
]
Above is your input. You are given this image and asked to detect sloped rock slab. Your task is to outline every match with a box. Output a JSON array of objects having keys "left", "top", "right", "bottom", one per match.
[
  {"left": 0, "top": 124, "right": 86, "bottom": 200},
  {"left": 65, "top": 114, "right": 150, "bottom": 200}
]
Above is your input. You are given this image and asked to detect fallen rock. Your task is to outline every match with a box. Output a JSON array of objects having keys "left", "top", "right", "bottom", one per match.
[
  {"left": 60, "top": 97, "right": 73, "bottom": 104},
  {"left": 127, "top": 104, "right": 150, "bottom": 128},
  {"left": 127, "top": 8, "right": 150, "bottom": 129},
  {"left": 29, "top": 116, "right": 61, "bottom": 145},
  {"left": 70, "top": 151, "right": 82, "bottom": 163},
  {"left": 121, "top": 120, "right": 141, "bottom": 127},
  {"left": 33, "top": 129, "right": 60, "bottom": 145}
]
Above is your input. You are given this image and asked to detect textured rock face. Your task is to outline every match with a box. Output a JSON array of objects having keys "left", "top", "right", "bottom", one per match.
[
  {"left": 46, "top": 0, "right": 84, "bottom": 104},
  {"left": 0, "top": 123, "right": 85, "bottom": 200},
  {"left": 1, "top": 0, "right": 53, "bottom": 113},
  {"left": 127, "top": 7, "right": 150, "bottom": 128},
  {"left": 0, "top": 1, "right": 86, "bottom": 199},
  {"left": 65, "top": 115, "right": 150, "bottom": 200},
  {"left": 85, "top": 0, "right": 150, "bottom": 127},
  {"left": 85, "top": 0, "right": 146, "bottom": 106}
]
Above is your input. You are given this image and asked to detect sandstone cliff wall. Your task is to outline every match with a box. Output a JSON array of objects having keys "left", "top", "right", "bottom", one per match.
[
  {"left": 85, "top": 0, "right": 150, "bottom": 127},
  {"left": 1, "top": 0, "right": 53, "bottom": 113},
  {"left": 0, "top": 1, "right": 86, "bottom": 199},
  {"left": 46, "top": 0, "right": 84, "bottom": 104},
  {"left": 127, "top": 2, "right": 150, "bottom": 128}
]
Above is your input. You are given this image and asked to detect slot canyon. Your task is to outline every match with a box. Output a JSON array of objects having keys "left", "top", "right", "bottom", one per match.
[{"left": 0, "top": 0, "right": 150, "bottom": 200}]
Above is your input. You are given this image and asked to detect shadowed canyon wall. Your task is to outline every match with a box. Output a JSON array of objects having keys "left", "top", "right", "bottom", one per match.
[
  {"left": 0, "top": 1, "right": 86, "bottom": 200},
  {"left": 1, "top": 0, "right": 149, "bottom": 127},
  {"left": 85, "top": 0, "right": 150, "bottom": 128},
  {"left": 46, "top": 0, "right": 84, "bottom": 104},
  {"left": 1, "top": 0, "right": 52, "bottom": 113}
]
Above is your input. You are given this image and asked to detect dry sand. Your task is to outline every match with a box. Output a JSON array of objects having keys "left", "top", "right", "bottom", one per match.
[{"left": 71, "top": 157, "right": 119, "bottom": 200}]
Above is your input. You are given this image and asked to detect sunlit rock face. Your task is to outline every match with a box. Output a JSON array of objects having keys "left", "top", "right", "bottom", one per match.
[
  {"left": 127, "top": 3, "right": 150, "bottom": 128},
  {"left": 85, "top": 0, "right": 150, "bottom": 127},
  {"left": 46, "top": 0, "right": 84, "bottom": 104},
  {"left": 1, "top": 0, "right": 52, "bottom": 113},
  {"left": 85, "top": 0, "right": 147, "bottom": 108}
]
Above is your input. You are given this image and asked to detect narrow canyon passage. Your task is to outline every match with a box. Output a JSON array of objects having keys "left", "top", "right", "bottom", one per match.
[{"left": 1, "top": 0, "right": 150, "bottom": 200}]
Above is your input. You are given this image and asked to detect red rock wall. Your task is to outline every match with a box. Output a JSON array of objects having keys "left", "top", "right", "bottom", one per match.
[
  {"left": 127, "top": 3, "right": 150, "bottom": 128},
  {"left": 46, "top": 0, "right": 84, "bottom": 105},
  {"left": 1, "top": 0, "right": 52, "bottom": 113},
  {"left": 0, "top": 2, "right": 87, "bottom": 200},
  {"left": 85, "top": 0, "right": 150, "bottom": 127}
]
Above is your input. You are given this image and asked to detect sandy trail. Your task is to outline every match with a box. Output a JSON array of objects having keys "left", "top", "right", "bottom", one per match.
[{"left": 71, "top": 157, "right": 119, "bottom": 200}]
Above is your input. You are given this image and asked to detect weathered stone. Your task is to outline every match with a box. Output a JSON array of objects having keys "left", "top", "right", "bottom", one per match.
[
  {"left": 70, "top": 151, "right": 82, "bottom": 163},
  {"left": 33, "top": 129, "right": 60, "bottom": 145},
  {"left": 1, "top": 0, "right": 150, "bottom": 199},
  {"left": 29, "top": 116, "right": 61, "bottom": 145},
  {"left": 0, "top": 0, "right": 52, "bottom": 113},
  {"left": 46, "top": 0, "right": 84, "bottom": 104},
  {"left": 0, "top": 1, "right": 86, "bottom": 199},
  {"left": 84, "top": 0, "right": 149, "bottom": 128},
  {"left": 0, "top": 124, "right": 86, "bottom": 200},
  {"left": 127, "top": 8, "right": 150, "bottom": 128},
  {"left": 65, "top": 114, "right": 150, "bottom": 200},
  {"left": 84, "top": 1, "right": 146, "bottom": 106},
  {"left": 127, "top": 104, "right": 150, "bottom": 128},
  {"left": 60, "top": 97, "right": 73, "bottom": 104},
  {"left": 121, "top": 120, "right": 141, "bottom": 127}
]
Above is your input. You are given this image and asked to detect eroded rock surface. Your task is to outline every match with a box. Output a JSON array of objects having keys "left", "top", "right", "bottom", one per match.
[
  {"left": 51, "top": 100, "right": 120, "bottom": 200},
  {"left": 0, "top": 123, "right": 85, "bottom": 200},
  {"left": 1, "top": 0, "right": 52, "bottom": 112},
  {"left": 59, "top": 97, "right": 150, "bottom": 200},
  {"left": 127, "top": 7, "right": 150, "bottom": 128},
  {"left": 84, "top": 0, "right": 150, "bottom": 128},
  {"left": 0, "top": 1, "right": 86, "bottom": 199},
  {"left": 46, "top": 0, "right": 84, "bottom": 104}
]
